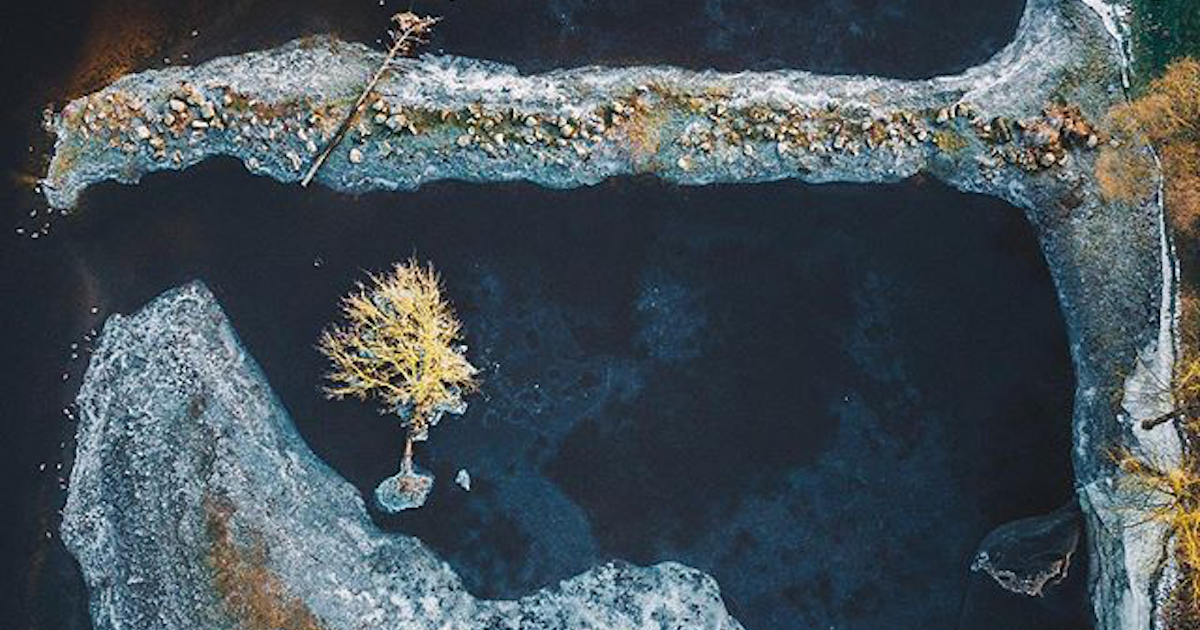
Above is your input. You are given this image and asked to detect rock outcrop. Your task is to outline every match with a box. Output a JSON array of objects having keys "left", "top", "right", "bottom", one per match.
[
  {"left": 971, "top": 502, "right": 1083, "bottom": 597},
  {"left": 45, "top": 0, "right": 1112, "bottom": 213},
  {"left": 52, "top": 0, "right": 1184, "bottom": 628},
  {"left": 63, "top": 282, "right": 742, "bottom": 630}
]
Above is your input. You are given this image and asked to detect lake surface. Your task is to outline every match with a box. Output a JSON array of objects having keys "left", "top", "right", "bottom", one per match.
[{"left": 0, "top": 1, "right": 1095, "bottom": 629}]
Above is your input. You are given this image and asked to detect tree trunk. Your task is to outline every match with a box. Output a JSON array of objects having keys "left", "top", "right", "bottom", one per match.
[
  {"left": 400, "top": 435, "right": 414, "bottom": 474},
  {"left": 300, "top": 20, "right": 422, "bottom": 187},
  {"left": 1141, "top": 403, "right": 1200, "bottom": 430}
]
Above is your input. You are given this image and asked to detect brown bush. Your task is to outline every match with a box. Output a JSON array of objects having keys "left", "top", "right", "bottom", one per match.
[
  {"left": 1164, "top": 141, "right": 1200, "bottom": 236},
  {"left": 1099, "top": 58, "right": 1200, "bottom": 236}
]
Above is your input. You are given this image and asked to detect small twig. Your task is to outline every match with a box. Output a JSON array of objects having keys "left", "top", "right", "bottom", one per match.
[{"left": 301, "top": 12, "right": 438, "bottom": 187}]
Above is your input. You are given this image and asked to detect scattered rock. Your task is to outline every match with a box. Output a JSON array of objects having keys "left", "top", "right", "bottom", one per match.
[{"left": 455, "top": 469, "right": 471, "bottom": 491}]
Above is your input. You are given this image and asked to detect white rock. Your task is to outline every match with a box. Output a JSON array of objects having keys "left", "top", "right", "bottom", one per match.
[
  {"left": 349, "top": 148, "right": 363, "bottom": 164},
  {"left": 455, "top": 469, "right": 471, "bottom": 491}
]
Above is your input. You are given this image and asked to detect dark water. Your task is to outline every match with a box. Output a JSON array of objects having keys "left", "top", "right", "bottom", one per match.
[{"left": 0, "top": 1, "right": 1093, "bottom": 630}]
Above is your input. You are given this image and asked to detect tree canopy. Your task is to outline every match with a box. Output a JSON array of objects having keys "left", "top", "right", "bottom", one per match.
[{"left": 318, "top": 259, "right": 478, "bottom": 438}]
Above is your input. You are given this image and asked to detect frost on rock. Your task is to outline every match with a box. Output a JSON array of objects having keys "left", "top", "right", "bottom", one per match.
[
  {"left": 62, "top": 281, "right": 743, "bottom": 630},
  {"left": 376, "top": 466, "right": 435, "bottom": 512},
  {"left": 46, "top": 0, "right": 1112, "bottom": 218}
]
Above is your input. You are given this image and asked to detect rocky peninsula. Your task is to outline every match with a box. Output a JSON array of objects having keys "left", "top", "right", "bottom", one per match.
[
  {"left": 53, "top": 0, "right": 1183, "bottom": 629},
  {"left": 64, "top": 282, "right": 742, "bottom": 630}
]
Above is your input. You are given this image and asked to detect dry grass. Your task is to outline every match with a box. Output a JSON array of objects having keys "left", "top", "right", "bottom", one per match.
[
  {"left": 1099, "top": 58, "right": 1200, "bottom": 234},
  {"left": 318, "top": 258, "right": 478, "bottom": 437},
  {"left": 204, "top": 497, "right": 325, "bottom": 630},
  {"left": 1121, "top": 294, "right": 1200, "bottom": 622},
  {"left": 933, "top": 129, "right": 969, "bottom": 153},
  {"left": 1108, "top": 57, "right": 1200, "bottom": 626},
  {"left": 1118, "top": 452, "right": 1200, "bottom": 620},
  {"left": 620, "top": 103, "right": 668, "bottom": 171},
  {"left": 1095, "top": 144, "right": 1156, "bottom": 205}
]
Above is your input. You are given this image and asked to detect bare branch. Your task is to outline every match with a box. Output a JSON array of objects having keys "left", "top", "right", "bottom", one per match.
[{"left": 301, "top": 12, "right": 440, "bottom": 187}]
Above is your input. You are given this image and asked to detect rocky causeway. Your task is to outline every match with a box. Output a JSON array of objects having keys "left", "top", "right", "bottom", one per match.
[{"left": 51, "top": 0, "right": 1183, "bottom": 629}]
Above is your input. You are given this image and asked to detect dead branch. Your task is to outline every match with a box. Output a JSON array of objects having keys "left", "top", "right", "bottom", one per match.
[{"left": 301, "top": 12, "right": 439, "bottom": 187}]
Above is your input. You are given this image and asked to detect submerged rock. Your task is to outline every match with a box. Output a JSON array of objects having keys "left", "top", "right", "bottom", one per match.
[
  {"left": 63, "top": 282, "right": 743, "bottom": 630},
  {"left": 971, "top": 503, "right": 1082, "bottom": 597}
]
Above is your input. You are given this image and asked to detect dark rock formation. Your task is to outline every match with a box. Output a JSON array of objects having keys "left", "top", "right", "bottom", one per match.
[{"left": 972, "top": 503, "right": 1083, "bottom": 597}]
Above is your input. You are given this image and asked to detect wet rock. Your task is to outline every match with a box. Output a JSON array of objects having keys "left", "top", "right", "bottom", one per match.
[
  {"left": 376, "top": 467, "right": 434, "bottom": 512},
  {"left": 455, "top": 469, "right": 471, "bottom": 491},
  {"left": 971, "top": 503, "right": 1082, "bottom": 597}
]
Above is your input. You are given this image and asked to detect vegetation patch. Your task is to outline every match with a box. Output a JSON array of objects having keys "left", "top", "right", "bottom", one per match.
[
  {"left": 204, "top": 496, "right": 325, "bottom": 630},
  {"left": 933, "top": 129, "right": 969, "bottom": 153},
  {"left": 1097, "top": 58, "right": 1200, "bottom": 237},
  {"left": 1102, "top": 50, "right": 1200, "bottom": 622}
]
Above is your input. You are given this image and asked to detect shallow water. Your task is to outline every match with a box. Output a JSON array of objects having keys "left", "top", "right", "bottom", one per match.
[{"left": 0, "top": 0, "right": 1094, "bottom": 629}]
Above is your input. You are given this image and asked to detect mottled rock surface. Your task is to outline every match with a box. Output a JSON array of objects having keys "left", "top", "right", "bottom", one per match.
[{"left": 63, "top": 282, "right": 742, "bottom": 630}]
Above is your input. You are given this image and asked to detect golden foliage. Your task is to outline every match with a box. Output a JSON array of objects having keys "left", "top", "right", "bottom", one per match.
[
  {"left": 1122, "top": 294, "right": 1200, "bottom": 620},
  {"left": 1164, "top": 141, "right": 1200, "bottom": 236},
  {"left": 1112, "top": 58, "right": 1200, "bottom": 145},
  {"left": 204, "top": 497, "right": 325, "bottom": 630},
  {"left": 1099, "top": 58, "right": 1200, "bottom": 234},
  {"left": 318, "top": 259, "right": 478, "bottom": 435},
  {"left": 1118, "top": 452, "right": 1200, "bottom": 614}
]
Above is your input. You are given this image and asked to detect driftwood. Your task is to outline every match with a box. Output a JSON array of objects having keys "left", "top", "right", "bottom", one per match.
[
  {"left": 300, "top": 12, "right": 439, "bottom": 187},
  {"left": 1141, "top": 404, "right": 1200, "bottom": 431}
]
